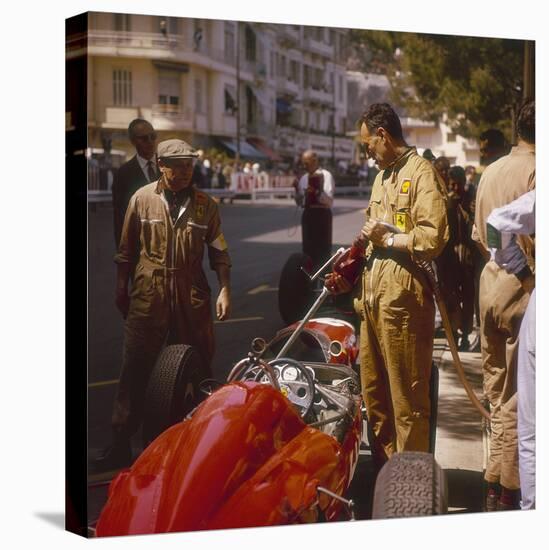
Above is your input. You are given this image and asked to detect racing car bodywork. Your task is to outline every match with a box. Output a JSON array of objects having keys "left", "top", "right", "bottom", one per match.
[
  {"left": 95, "top": 249, "right": 446, "bottom": 537},
  {"left": 96, "top": 315, "right": 363, "bottom": 536}
]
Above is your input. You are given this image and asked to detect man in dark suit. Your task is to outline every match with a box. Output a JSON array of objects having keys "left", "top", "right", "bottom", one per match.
[{"left": 112, "top": 119, "right": 159, "bottom": 246}]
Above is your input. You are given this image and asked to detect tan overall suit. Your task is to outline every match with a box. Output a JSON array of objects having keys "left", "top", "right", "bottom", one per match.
[
  {"left": 354, "top": 148, "right": 448, "bottom": 462},
  {"left": 472, "top": 143, "right": 535, "bottom": 490},
  {"left": 112, "top": 180, "right": 231, "bottom": 437}
]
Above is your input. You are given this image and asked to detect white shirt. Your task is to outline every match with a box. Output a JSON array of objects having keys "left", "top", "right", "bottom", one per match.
[
  {"left": 296, "top": 168, "right": 335, "bottom": 209},
  {"left": 136, "top": 154, "right": 158, "bottom": 182}
]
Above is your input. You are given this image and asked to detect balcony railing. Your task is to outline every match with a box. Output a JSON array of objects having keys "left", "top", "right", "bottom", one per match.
[
  {"left": 277, "top": 26, "right": 300, "bottom": 47},
  {"left": 103, "top": 106, "right": 139, "bottom": 127},
  {"left": 275, "top": 76, "right": 300, "bottom": 95},
  {"left": 88, "top": 30, "right": 182, "bottom": 50},
  {"left": 302, "top": 86, "right": 334, "bottom": 104},
  {"left": 302, "top": 37, "right": 334, "bottom": 58},
  {"left": 151, "top": 104, "right": 193, "bottom": 130},
  {"left": 89, "top": 30, "right": 237, "bottom": 69}
]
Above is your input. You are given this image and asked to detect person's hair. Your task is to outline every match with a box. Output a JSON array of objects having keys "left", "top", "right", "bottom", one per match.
[
  {"left": 360, "top": 103, "right": 404, "bottom": 140},
  {"left": 465, "top": 165, "right": 476, "bottom": 175},
  {"left": 516, "top": 99, "right": 535, "bottom": 144},
  {"left": 302, "top": 149, "right": 318, "bottom": 161},
  {"left": 422, "top": 148, "right": 436, "bottom": 161},
  {"left": 128, "top": 118, "right": 153, "bottom": 139},
  {"left": 434, "top": 156, "right": 450, "bottom": 170},
  {"left": 479, "top": 128, "right": 505, "bottom": 149},
  {"left": 449, "top": 165, "right": 466, "bottom": 185}
]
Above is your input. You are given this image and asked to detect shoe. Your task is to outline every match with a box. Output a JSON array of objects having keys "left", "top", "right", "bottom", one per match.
[
  {"left": 485, "top": 489, "right": 499, "bottom": 512},
  {"left": 496, "top": 499, "right": 520, "bottom": 511},
  {"left": 498, "top": 488, "right": 521, "bottom": 511},
  {"left": 92, "top": 441, "right": 132, "bottom": 472},
  {"left": 458, "top": 337, "right": 470, "bottom": 352},
  {"left": 469, "top": 334, "right": 481, "bottom": 353}
]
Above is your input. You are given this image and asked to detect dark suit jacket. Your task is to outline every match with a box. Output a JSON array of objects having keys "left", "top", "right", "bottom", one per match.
[{"left": 112, "top": 156, "right": 155, "bottom": 247}]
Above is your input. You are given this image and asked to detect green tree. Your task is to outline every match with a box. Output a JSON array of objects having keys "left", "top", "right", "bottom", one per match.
[{"left": 349, "top": 30, "right": 529, "bottom": 139}]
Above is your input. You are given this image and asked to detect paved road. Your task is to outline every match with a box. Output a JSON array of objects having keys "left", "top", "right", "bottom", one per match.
[
  {"left": 86, "top": 196, "right": 485, "bottom": 524},
  {"left": 87, "top": 198, "right": 367, "bottom": 455}
]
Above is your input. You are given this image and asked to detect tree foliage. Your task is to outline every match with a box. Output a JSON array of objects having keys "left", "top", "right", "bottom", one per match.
[{"left": 349, "top": 30, "right": 528, "bottom": 139}]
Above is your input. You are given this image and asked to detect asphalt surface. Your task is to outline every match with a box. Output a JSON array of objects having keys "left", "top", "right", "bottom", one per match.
[{"left": 86, "top": 196, "right": 485, "bottom": 526}]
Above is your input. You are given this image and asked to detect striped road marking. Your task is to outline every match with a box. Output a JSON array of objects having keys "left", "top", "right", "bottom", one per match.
[
  {"left": 247, "top": 284, "right": 278, "bottom": 295},
  {"left": 88, "top": 379, "right": 118, "bottom": 389},
  {"left": 214, "top": 316, "right": 264, "bottom": 324},
  {"left": 88, "top": 316, "right": 264, "bottom": 388}
]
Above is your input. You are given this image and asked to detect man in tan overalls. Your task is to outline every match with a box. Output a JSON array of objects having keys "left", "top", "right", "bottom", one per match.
[
  {"left": 331, "top": 104, "right": 448, "bottom": 467},
  {"left": 95, "top": 139, "right": 232, "bottom": 470},
  {"left": 472, "top": 100, "right": 535, "bottom": 511}
]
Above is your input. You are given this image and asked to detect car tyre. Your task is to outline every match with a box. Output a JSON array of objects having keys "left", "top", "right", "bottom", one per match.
[
  {"left": 372, "top": 451, "right": 447, "bottom": 518},
  {"left": 278, "top": 252, "right": 314, "bottom": 325},
  {"left": 142, "top": 344, "right": 209, "bottom": 447}
]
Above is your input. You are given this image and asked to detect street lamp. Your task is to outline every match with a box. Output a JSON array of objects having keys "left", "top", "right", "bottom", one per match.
[{"left": 236, "top": 21, "right": 241, "bottom": 165}]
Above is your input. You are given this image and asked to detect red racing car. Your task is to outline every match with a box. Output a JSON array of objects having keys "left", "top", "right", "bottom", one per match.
[{"left": 94, "top": 250, "right": 447, "bottom": 537}]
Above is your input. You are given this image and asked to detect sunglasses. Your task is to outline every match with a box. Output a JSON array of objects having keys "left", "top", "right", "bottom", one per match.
[{"left": 135, "top": 133, "right": 157, "bottom": 142}]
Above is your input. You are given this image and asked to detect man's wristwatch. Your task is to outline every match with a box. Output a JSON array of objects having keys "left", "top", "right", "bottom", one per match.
[{"left": 386, "top": 233, "right": 394, "bottom": 248}]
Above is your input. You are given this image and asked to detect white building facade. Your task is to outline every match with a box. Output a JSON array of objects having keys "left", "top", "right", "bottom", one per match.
[
  {"left": 346, "top": 71, "right": 481, "bottom": 167},
  {"left": 87, "top": 13, "right": 354, "bottom": 166}
]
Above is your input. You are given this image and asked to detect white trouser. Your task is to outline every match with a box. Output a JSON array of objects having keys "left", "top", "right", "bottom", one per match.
[{"left": 517, "top": 288, "right": 536, "bottom": 509}]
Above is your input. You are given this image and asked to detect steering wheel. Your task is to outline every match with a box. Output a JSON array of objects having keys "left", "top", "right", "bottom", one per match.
[
  {"left": 266, "top": 358, "right": 315, "bottom": 418},
  {"left": 228, "top": 357, "right": 280, "bottom": 391}
]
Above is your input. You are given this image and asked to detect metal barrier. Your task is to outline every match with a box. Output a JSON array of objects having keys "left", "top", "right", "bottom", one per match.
[{"left": 87, "top": 185, "right": 371, "bottom": 204}]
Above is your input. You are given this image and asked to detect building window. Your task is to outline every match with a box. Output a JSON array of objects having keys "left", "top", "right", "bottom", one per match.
[
  {"left": 270, "top": 52, "right": 275, "bottom": 78},
  {"left": 224, "top": 23, "right": 235, "bottom": 64},
  {"left": 447, "top": 132, "right": 456, "bottom": 142},
  {"left": 158, "top": 71, "right": 180, "bottom": 110},
  {"left": 289, "top": 60, "right": 299, "bottom": 83},
  {"left": 338, "top": 75, "right": 343, "bottom": 101},
  {"left": 224, "top": 85, "right": 237, "bottom": 115},
  {"left": 159, "top": 17, "right": 178, "bottom": 35},
  {"left": 245, "top": 25, "right": 256, "bottom": 62},
  {"left": 113, "top": 69, "right": 132, "bottom": 106},
  {"left": 304, "top": 111, "right": 309, "bottom": 130},
  {"left": 195, "top": 79, "right": 203, "bottom": 113},
  {"left": 276, "top": 54, "right": 286, "bottom": 78},
  {"left": 193, "top": 19, "right": 203, "bottom": 51},
  {"left": 304, "top": 65, "right": 310, "bottom": 88},
  {"left": 114, "top": 14, "right": 131, "bottom": 32}
]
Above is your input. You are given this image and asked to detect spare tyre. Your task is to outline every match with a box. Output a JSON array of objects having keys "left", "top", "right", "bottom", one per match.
[
  {"left": 142, "top": 344, "right": 209, "bottom": 447},
  {"left": 278, "top": 252, "right": 314, "bottom": 325}
]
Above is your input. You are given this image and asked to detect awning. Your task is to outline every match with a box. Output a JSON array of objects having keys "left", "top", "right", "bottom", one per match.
[
  {"left": 218, "top": 139, "right": 267, "bottom": 160},
  {"left": 246, "top": 137, "right": 283, "bottom": 162},
  {"left": 152, "top": 60, "right": 190, "bottom": 73}
]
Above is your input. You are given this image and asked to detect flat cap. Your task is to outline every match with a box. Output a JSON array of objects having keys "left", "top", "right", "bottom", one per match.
[{"left": 157, "top": 139, "right": 199, "bottom": 159}]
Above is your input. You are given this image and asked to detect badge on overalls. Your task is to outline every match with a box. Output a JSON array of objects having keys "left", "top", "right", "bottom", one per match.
[
  {"left": 395, "top": 212, "right": 407, "bottom": 231},
  {"left": 399, "top": 179, "right": 411, "bottom": 195},
  {"left": 195, "top": 192, "right": 207, "bottom": 220}
]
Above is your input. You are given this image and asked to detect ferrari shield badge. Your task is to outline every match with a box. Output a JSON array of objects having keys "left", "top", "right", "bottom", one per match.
[
  {"left": 399, "top": 179, "right": 411, "bottom": 195},
  {"left": 395, "top": 212, "right": 407, "bottom": 232},
  {"left": 196, "top": 204, "right": 205, "bottom": 219}
]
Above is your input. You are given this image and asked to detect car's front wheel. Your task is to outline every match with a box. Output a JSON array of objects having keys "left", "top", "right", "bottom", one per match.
[{"left": 142, "top": 344, "right": 209, "bottom": 447}]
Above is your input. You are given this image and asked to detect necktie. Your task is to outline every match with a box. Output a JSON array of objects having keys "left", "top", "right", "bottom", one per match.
[{"left": 147, "top": 161, "right": 157, "bottom": 182}]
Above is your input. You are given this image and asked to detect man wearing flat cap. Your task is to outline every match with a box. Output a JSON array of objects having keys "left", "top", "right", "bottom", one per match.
[{"left": 95, "top": 139, "right": 232, "bottom": 470}]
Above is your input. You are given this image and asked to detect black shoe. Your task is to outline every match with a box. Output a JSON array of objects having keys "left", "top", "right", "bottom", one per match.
[
  {"left": 458, "top": 337, "right": 470, "bottom": 352},
  {"left": 485, "top": 489, "right": 499, "bottom": 512},
  {"left": 469, "top": 335, "right": 481, "bottom": 353},
  {"left": 92, "top": 441, "right": 132, "bottom": 472}
]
